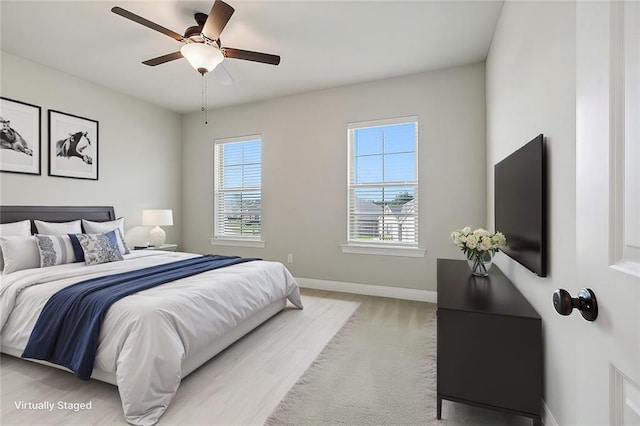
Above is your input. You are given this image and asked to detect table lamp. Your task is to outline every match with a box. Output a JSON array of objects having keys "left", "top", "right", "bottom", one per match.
[{"left": 142, "top": 209, "right": 173, "bottom": 247}]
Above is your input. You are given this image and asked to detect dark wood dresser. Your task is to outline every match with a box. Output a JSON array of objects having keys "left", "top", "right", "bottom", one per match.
[{"left": 437, "top": 258, "right": 542, "bottom": 425}]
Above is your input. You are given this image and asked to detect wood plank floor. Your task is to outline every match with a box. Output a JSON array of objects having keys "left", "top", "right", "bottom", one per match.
[
  {"left": 1, "top": 289, "right": 361, "bottom": 425},
  {"left": 1, "top": 288, "right": 531, "bottom": 425}
]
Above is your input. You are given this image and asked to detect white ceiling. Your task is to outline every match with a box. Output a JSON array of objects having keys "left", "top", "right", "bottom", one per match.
[{"left": 1, "top": 1, "right": 504, "bottom": 114}]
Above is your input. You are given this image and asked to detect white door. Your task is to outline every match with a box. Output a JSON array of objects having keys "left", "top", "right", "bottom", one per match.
[{"left": 576, "top": 1, "right": 640, "bottom": 425}]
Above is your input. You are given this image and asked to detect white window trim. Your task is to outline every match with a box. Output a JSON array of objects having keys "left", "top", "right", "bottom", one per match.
[
  {"left": 345, "top": 115, "right": 420, "bottom": 254},
  {"left": 209, "top": 237, "right": 265, "bottom": 249},
  {"left": 213, "top": 134, "right": 264, "bottom": 243},
  {"left": 347, "top": 116, "right": 418, "bottom": 130},
  {"left": 340, "top": 243, "right": 426, "bottom": 257}
]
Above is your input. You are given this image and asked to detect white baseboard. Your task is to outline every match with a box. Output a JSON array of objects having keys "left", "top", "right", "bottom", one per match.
[
  {"left": 543, "top": 399, "right": 559, "bottom": 426},
  {"left": 295, "top": 277, "right": 437, "bottom": 303}
]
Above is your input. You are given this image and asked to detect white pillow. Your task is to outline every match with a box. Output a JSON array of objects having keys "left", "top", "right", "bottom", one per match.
[
  {"left": 0, "top": 220, "right": 31, "bottom": 236},
  {"left": 34, "top": 220, "right": 82, "bottom": 235},
  {"left": 82, "top": 218, "right": 125, "bottom": 235},
  {"left": 0, "top": 220, "right": 32, "bottom": 271},
  {"left": 35, "top": 234, "right": 77, "bottom": 267},
  {"left": 0, "top": 236, "right": 40, "bottom": 275}
]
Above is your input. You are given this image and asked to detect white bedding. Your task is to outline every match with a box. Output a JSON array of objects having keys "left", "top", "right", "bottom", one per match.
[{"left": 0, "top": 251, "right": 303, "bottom": 425}]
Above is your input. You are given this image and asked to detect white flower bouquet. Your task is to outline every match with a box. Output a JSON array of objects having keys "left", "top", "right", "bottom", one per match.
[{"left": 451, "top": 227, "right": 506, "bottom": 276}]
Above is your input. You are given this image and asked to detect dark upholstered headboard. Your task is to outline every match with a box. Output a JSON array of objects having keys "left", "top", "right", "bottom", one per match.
[{"left": 0, "top": 206, "right": 116, "bottom": 234}]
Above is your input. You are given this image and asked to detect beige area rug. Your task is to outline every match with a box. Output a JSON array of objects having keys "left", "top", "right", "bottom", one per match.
[
  {"left": 266, "top": 297, "right": 532, "bottom": 426},
  {"left": 266, "top": 298, "right": 437, "bottom": 425}
]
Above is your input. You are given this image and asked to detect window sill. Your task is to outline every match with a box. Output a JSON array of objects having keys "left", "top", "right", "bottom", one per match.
[
  {"left": 611, "top": 260, "right": 640, "bottom": 279},
  {"left": 209, "top": 237, "right": 265, "bottom": 249},
  {"left": 340, "top": 243, "right": 426, "bottom": 258}
]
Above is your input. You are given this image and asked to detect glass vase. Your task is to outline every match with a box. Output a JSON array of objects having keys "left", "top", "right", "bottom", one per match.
[{"left": 467, "top": 250, "right": 494, "bottom": 277}]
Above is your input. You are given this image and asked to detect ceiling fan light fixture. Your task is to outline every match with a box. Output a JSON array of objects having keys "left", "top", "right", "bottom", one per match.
[{"left": 180, "top": 43, "right": 223, "bottom": 75}]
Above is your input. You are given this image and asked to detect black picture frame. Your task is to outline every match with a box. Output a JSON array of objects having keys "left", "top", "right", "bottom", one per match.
[
  {"left": 48, "top": 109, "right": 98, "bottom": 180},
  {"left": 0, "top": 97, "right": 42, "bottom": 175}
]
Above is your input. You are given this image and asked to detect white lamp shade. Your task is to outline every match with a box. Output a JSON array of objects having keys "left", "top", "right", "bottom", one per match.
[
  {"left": 142, "top": 209, "right": 173, "bottom": 227},
  {"left": 180, "top": 43, "right": 224, "bottom": 74}
]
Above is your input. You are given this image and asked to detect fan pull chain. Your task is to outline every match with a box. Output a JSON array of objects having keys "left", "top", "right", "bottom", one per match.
[
  {"left": 201, "top": 73, "right": 208, "bottom": 125},
  {"left": 205, "top": 75, "right": 208, "bottom": 125}
]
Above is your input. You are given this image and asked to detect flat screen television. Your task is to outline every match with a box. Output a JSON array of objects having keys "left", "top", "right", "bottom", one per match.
[{"left": 494, "top": 134, "right": 547, "bottom": 277}]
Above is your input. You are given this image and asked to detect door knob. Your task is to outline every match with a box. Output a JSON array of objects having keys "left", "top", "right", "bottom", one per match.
[{"left": 552, "top": 288, "right": 598, "bottom": 321}]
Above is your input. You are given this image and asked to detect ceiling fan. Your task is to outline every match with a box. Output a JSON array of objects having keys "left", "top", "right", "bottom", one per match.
[{"left": 111, "top": 0, "right": 280, "bottom": 76}]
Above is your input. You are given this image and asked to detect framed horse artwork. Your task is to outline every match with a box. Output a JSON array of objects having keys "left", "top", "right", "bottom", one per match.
[
  {"left": 48, "top": 110, "right": 98, "bottom": 180},
  {"left": 0, "top": 97, "right": 41, "bottom": 175}
]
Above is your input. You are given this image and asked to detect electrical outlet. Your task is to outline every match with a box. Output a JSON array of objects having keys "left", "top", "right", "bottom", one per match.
[{"left": 287, "top": 253, "right": 293, "bottom": 263}]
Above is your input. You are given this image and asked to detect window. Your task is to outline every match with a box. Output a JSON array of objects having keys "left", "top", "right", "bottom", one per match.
[
  {"left": 213, "top": 135, "right": 262, "bottom": 243},
  {"left": 345, "top": 116, "right": 420, "bottom": 254}
]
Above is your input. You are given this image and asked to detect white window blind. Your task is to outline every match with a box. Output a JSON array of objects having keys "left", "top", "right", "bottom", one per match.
[
  {"left": 214, "top": 136, "right": 262, "bottom": 240},
  {"left": 347, "top": 117, "right": 418, "bottom": 246}
]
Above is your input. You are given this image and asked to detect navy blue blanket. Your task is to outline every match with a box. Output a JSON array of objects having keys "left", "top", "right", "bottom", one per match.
[{"left": 22, "top": 255, "right": 258, "bottom": 380}]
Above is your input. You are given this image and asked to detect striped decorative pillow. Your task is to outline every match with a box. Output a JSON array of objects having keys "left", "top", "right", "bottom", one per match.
[{"left": 35, "top": 234, "right": 78, "bottom": 267}]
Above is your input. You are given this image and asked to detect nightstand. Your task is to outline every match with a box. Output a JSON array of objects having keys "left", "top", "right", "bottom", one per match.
[{"left": 134, "top": 244, "right": 178, "bottom": 252}]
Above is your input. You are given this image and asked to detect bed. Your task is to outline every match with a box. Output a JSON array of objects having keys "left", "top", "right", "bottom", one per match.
[{"left": 0, "top": 206, "right": 303, "bottom": 425}]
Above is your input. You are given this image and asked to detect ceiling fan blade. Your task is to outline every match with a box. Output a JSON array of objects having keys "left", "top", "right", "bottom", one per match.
[
  {"left": 111, "top": 6, "right": 185, "bottom": 42},
  {"left": 201, "top": 0, "right": 235, "bottom": 42},
  {"left": 221, "top": 48, "right": 280, "bottom": 65},
  {"left": 142, "top": 51, "right": 184, "bottom": 66}
]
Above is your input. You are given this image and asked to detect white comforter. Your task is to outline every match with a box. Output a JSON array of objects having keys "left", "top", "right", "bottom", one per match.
[{"left": 0, "top": 251, "right": 302, "bottom": 425}]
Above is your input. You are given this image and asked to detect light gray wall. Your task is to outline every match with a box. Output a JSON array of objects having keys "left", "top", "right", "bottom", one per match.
[
  {"left": 182, "top": 63, "right": 486, "bottom": 291},
  {"left": 0, "top": 51, "right": 183, "bottom": 245},
  {"left": 486, "top": 2, "right": 577, "bottom": 424}
]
